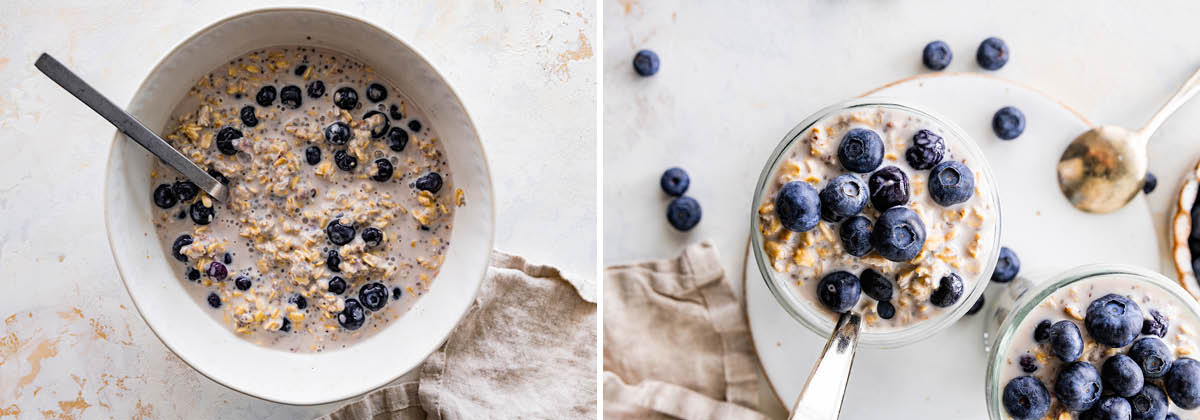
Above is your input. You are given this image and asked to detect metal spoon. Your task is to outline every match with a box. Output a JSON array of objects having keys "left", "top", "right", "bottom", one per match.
[
  {"left": 787, "top": 312, "right": 861, "bottom": 420},
  {"left": 34, "top": 53, "right": 228, "bottom": 202},
  {"left": 1057, "top": 66, "right": 1200, "bottom": 213}
]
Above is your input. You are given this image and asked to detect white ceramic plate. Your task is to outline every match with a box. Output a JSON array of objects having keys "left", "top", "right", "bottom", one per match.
[
  {"left": 104, "top": 7, "right": 494, "bottom": 405},
  {"left": 745, "top": 73, "right": 1161, "bottom": 418}
]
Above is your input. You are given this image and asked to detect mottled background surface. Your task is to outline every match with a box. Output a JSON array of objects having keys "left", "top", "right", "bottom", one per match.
[{"left": 0, "top": 1, "right": 594, "bottom": 418}]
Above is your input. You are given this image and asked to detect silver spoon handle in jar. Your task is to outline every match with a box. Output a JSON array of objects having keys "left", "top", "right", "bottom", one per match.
[
  {"left": 34, "top": 53, "right": 228, "bottom": 202},
  {"left": 788, "top": 312, "right": 861, "bottom": 420},
  {"left": 1138, "top": 66, "right": 1200, "bottom": 142}
]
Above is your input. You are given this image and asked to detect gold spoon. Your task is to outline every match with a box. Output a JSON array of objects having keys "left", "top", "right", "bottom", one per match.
[{"left": 1057, "top": 66, "right": 1200, "bottom": 213}]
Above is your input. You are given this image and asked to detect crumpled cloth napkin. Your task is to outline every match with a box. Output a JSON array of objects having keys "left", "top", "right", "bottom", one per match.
[
  {"left": 604, "top": 241, "right": 770, "bottom": 420},
  {"left": 317, "top": 251, "right": 597, "bottom": 420}
]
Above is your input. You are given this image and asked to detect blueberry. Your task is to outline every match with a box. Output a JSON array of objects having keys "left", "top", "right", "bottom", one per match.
[
  {"left": 154, "top": 184, "right": 178, "bottom": 209},
  {"left": 1144, "top": 173, "right": 1158, "bottom": 194},
  {"left": 839, "top": 216, "right": 873, "bottom": 257},
  {"left": 366, "top": 83, "right": 387, "bottom": 102},
  {"left": 666, "top": 196, "right": 702, "bottom": 231},
  {"left": 966, "top": 294, "right": 986, "bottom": 315},
  {"left": 206, "top": 293, "right": 221, "bottom": 308},
  {"left": 294, "top": 64, "right": 307, "bottom": 77},
  {"left": 171, "top": 234, "right": 192, "bottom": 262},
  {"left": 206, "top": 261, "right": 227, "bottom": 281},
  {"left": 905, "top": 129, "right": 946, "bottom": 170},
  {"left": 1167, "top": 358, "right": 1200, "bottom": 409},
  {"left": 870, "top": 207, "right": 926, "bottom": 262},
  {"left": 1103, "top": 354, "right": 1145, "bottom": 398},
  {"left": 930, "top": 273, "right": 964, "bottom": 307},
  {"left": 172, "top": 180, "right": 199, "bottom": 202},
  {"left": 327, "top": 276, "right": 347, "bottom": 294},
  {"left": 820, "top": 174, "right": 868, "bottom": 221},
  {"left": 280, "top": 85, "right": 302, "bottom": 108},
  {"left": 633, "top": 49, "right": 660, "bottom": 76},
  {"left": 922, "top": 40, "right": 953, "bottom": 71},
  {"left": 239, "top": 105, "right": 258, "bottom": 127},
  {"left": 189, "top": 200, "right": 214, "bottom": 225},
  {"left": 338, "top": 298, "right": 366, "bottom": 330},
  {"left": 1143, "top": 309, "right": 1168, "bottom": 338},
  {"left": 1086, "top": 293, "right": 1144, "bottom": 348},
  {"left": 1049, "top": 320, "right": 1085, "bottom": 362},
  {"left": 327, "top": 250, "right": 341, "bottom": 272},
  {"left": 206, "top": 168, "right": 229, "bottom": 185},
  {"left": 1055, "top": 361, "right": 1103, "bottom": 412},
  {"left": 816, "top": 271, "right": 861, "bottom": 313},
  {"left": 392, "top": 287, "right": 402, "bottom": 300},
  {"left": 186, "top": 267, "right": 201, "bottom": 281},
  {"left": 1019, "top": 354, "right": 1038, "bottom": 373},
  {"left": 371, "top": 158, "right": 394, "bottom": 182},
  {"left": 289, "top": 294, "right": 307, "bottom": 310},
  {"left": 928, "top": 161, "right": 975, "bottom": 206},
  {"left": 255, "top": 86, "right": 276, "bottom": 106},
  {"left": 415, "top": 172, "right": 443, "bottom": 193},
  {"left": 305, "top": 146, "right": 321, "bottom": 165},
  {"left": 324, "top": 121, "right": 352, "bottom": 145},
  {"left": 1002, "top": 376, "right": 1051, "bottom": 420},
  {"left": 359, "top": 283, "right": 389, "bottom": 311},
  {"left": 1131, "top": 337, "right": 1174, "bottom": 379},
  {"left": 387, "top": 127, "right": 409, "bottom": 152},
  {"left": 326, "top": 219, "right": 356, "bottom": 246},
  {"left": 660, "top": 167, "right": 690, "bottom": 196},
  {"left": 868, "top": 166, "right": 910, "bottom": 210},
  {"left": 234, "top": 276, "right": 251, "bottom": 291},
  {"left": 859, "top": 268, "right": 893, "bottom": 301},
  {"left": 334, "top": 150, "right": 358, "bottom": 171},
  {"left": 976, "top": 37, "right": 1010, "bottom": 70},
  {"left": 280, "top": 318, "right": 291, "bottom": 332},
  {"left": 775, "top": 181, "right": 821, "bottom": 232},
  {"left": 363, "top": 110, "right": 390, "bottom": 138},
  {"left": 361, "top": 227, "right": 383, "bottom": 247},
  {"left": 215, "top": 126, "right": 243, "bottom": 155},
  {"left": 992, "top": 246, "right": 1021, "bottom": 283},
  {"left": 1166, "top": 413, "right": 1181, "bottom": 420},
  {"left": 1129, "top": 385, "right": 1169, "bottom": 420},
  {"left": 1085, "top": 396, "right": 1132, "bottom": 420},
  {"left": 1033, "top": 319, "right": 1053, "bottom": 343},
  {"left": 992, "top": 106, "right": 1026, "bottom": 140},
  {"left": 408, "top": 120, "right": 422, "bottom": 132},
  {"left": 223, "top": 252, "right": 232, "bottom": 265},
  {"left": 176, "top": 209, "right": 186, "bottom": 219},
  {"left": 333, "top": 87, "right": 359, "bottom": 110},
  {"left": 306, "top": 80, "right": 325, "bottom": 98},
  {"left": 837, "top": 128, "right": 885, "bottom": 173},
  {"left": 389, "top": 104, "right": 404, "bottom": 120}
]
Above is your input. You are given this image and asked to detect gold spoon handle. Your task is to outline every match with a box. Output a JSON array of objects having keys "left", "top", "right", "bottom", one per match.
[{"left": 1138, "top": 66, "right": 1200, "bottom": 143}]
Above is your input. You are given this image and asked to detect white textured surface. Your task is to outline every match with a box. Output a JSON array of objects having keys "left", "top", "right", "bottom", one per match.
[{"left": 0, "top": 1, "right": 594, "bottom": 418}]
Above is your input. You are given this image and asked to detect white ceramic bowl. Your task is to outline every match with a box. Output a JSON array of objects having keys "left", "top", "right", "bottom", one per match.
[{"left": 103, "top": 7, "right": 494, "bottom": 405}]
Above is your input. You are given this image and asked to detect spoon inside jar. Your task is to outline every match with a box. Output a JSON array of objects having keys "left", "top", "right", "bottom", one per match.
[
  {"left": 1057, "top": 66, "right": 1200, "bottom": 213},
  {"left": 787, "top": 312, "right": 861, "bottom": 420}
]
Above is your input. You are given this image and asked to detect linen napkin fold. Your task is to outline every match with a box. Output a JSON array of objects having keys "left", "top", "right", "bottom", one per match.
[
  {"left": 604, "top": 241, "right": 770, "bottom": 420},
  {"left": 317, "top": 251, "right": 597, "bottom": 420}
]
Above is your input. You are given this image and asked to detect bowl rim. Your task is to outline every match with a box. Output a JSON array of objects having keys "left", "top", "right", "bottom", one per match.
[{"left": 102, "top": 5, "right": 495, "bottom": 405}]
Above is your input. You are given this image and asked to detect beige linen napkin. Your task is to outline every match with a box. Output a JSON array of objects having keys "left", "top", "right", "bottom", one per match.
[
  {"left": 604, "top": 241, "right": 770, "bottom": 420},
  {"left": 318, "top": 251, "right": 596, "bottom": 420}
]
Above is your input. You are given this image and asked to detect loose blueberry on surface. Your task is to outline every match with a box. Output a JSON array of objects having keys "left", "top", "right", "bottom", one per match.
[
  {"left": 206, "top": 261, "right": 227, "bottom": 281},
  {"left": 1143, "top": 309, "right": 1168, "bottom": 338},
  {"left": 1144, "top": 173, "right": 1158, "bottom": 194},
  {"left": 976, "top": 36, "right": 1010, "bottom": 70},
  {"left": 334, "top": 150, "right": 358, "bottom": 171},
  {"left": 338, "top": 298, "right": 366, "bottom": 330},
  {"left": 816, "top": 271, "right": 861, "bottom": 313},
  {"left": 839, "top": 216, "right": 873, "bottom": 257},
  {"left": 255, "top": 86, "right": 277, "bottom": 106},
  {"left": 1131, "top": 337, "right": 1174, "bottom": 379},
  {"left": 930, "top": 273, "right": 964, "bottom": 307},
  {"left": 1166, "top": 358, "right": 1200, "bottom": 409},
  {"left": 327, "top": 249, "right": 341, "bottom": 272},
  {"left": 992, "top": 246, "right": 1021, "bottom": 283},
  {"left": 1003, "top": 376, "right": 1051, "bottom": 420},
  {"left": 280, "top": 318, "right": 291, "bottom": 333},
  {"left": 775, "top": 181, "right": 821, "bottom": 232},
  {"left": 207, "top": 293, "right": 221, "bottom": 308},
  {"left": 1129, "top": 385, "right": 1169, "bottom": 420},
  {"left": 328, "top": 276, "right": 347, "bottom": 295},
  {"left": 207, "top": 168, "right": 229, "bottom": 185},
  {"left": 820, "top": 174, "right": 868, "bottom": 221},
  {"left": 1019, "top": 354, "right": 1038, "bottom": 373},
  {"left": 154, "top": 184, "right": 178, "bottom": 209},
  {"left": 363, "top": 110, "right": 390, "bottom": 138},
  {"left": 408, "top": 120, "right": 422, "bottom": 132},
  {"left": 173, "top": 180, "right": 199, "bottom": 202},
  {"left": 993, "top": 106, "right": 1026, "bottom": 140},
  {"left": 289, "top": 294, "right": 307, "bottom": 310},
  {"left": 280, "top": 85, "right": 302, "bottom": 108},
  {"left": 1085, "top": 396, "right": 1132, "bottom": 420},
  {"left": 1103, "top": 354, "right": 1146, "bottom": 398},
  {"left": 633, "top": 49, "right": 660, "bottom": 76},
  {"left": 868, "top": 166, "right": 910, "bottom": 210},
  {"left": 1049, "top": 320, "right": 1085, "bottom": 362},
  {"left": 871, "top": 207, "right": 926, "bottom": 262},
  {"left": 905, "top": 129, "right": 946, "bottom": 170},
  {"left": 387, "top": 127, "right": 409, "bottom": 152},
  {"left": 666, "top": 196, "right": 702, "bottom": 231},
  {"left": 1086, "top": 293, "right": 1144, "bottom": 348},
  {"left": 860, "top": 268, "right": 893, "bottom": 301},
  {"left": 877, "top": 301, "right": 895, "bottom": 319},
  {"left": 333, "top": 87, "right": 359, "bottom": 110},
  {"left": 389, "top": 104, "right": 404, "bottom": 121},
  {"left": 215, "top": 127, "right": 243, "bottom": 155},
  {"left": 1055, "top": 361, "right": 1104, "bottom": 412},
  {"left": 928, "top": 161, "right": 976, "bottom": 206},
  {"left": 660, "top": 167, "right": 690, "bottom": 197},
  {"left": 359, "top": 283, "right": 389, "bottom": 311},
  {"left": 305, "top": 146, "right": 321, "bottom": 165},
  {"left": 324, "top": 121, "right": 352, "bottom": 145},
  {"left": 837, "top": 128, "right": 885, "bottom": 173},
  {"left": 372, "top": 159, "right": 394, "bottom": 182},
  {"left": 415, "top": 172, "right": 444, "bottom": 193},
  {"left": 239, "top": 105, "right": 258, "bottom": 127},
  {"left": 966, "top": 294, "right": 986, "bottom": 315},
  {"left": 366, "top": 83, "right": 387, "bottom": 102},
  {"left": 186, "top": 267, "right": 201, "bottom": 281},
  {"left": 1034, "top": 319, "right": 1053, "bottom": 343},
  {"left": 234, "top": 276, "right": 251, "bottom": 291},
  {"left": 922, "top": 40, "right": 953, "bottom": 71},
  {"left": 171, "top": 234, "right": 193, "bottom": 262},
  {"left": 326, "top": 218, "right": 356, "bottom": 246},
  {"left": 361, "top": 227, "right": 384, "bottom": 247},
  {"left": 306, "top": 80, "right": 325, "bottom": 98},
  {"left": 189, "top": 200, "right": 214, "bottom": 225}
]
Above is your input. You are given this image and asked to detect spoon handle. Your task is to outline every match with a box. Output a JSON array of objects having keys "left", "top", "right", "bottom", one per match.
[
  {"left": 788, "top": 312, "right": 861, "bottom": 420},
  {"left": 1139, "top": 66, "right": 1200, "bottom": 142},
  {"left": 34, "top": 53, "right": 228, "bottom": 202}
]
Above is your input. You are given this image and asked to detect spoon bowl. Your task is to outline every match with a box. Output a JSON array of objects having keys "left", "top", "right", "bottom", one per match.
[{"left": 1056, "top": 125, "right": 1147, "bottom": 213}]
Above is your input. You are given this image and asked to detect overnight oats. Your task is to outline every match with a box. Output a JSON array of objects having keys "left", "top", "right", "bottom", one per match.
[
  {"left": 991, "top": 267, "right": 1200, "bottom": 419},
  {"left": 754, "top": 101, "right": 998, "bottom": 333},
  {"left": 147, "top": 46, "right": 462, "bottom": 352}
]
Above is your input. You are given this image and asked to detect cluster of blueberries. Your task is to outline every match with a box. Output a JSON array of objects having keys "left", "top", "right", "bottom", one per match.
[
  {"left": 1003, "top": 294, "right": 1200, "bottom": 420},
  {"left": 660, "top": 167, "right": 701, "bottom": 231}
]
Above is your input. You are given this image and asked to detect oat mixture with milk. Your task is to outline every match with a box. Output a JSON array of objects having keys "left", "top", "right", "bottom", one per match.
[
  {"left": 149, "top": 46, "right": 463, "bottom": 352},
  {"left": 757, "top": 106, "right": 997, "bottom": 331}
]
